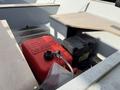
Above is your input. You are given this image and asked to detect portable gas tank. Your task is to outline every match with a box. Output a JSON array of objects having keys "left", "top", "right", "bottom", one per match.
[{"left": 21, "top": 35, "right": 73, "bottom": 83}]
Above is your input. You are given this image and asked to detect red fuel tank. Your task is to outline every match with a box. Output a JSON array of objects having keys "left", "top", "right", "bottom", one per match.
[{"left": 21, "top": 35, "right": 73, "bottom": 83}]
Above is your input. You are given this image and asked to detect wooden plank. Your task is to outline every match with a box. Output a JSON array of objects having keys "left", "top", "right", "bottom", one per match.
[
  {"left": 0, "top": 20, "right": 38, "bottom": 90},
  {"left": 51, "top": 12, "right": 120, "bottom": 36}
]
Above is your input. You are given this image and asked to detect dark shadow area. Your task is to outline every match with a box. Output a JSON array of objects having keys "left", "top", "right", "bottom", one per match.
[
  {"left": 0, "top": 6, "right": 59, "bottom": 30},
  {"left": 67, "top": 26, "right": 102, "bottom": 38},
  {"left": 115, "top": 0, "right": 120, "bottom": 7},
  {"left": 102, "top": 0, "right": 116, "bottom": 3},
  {"left": 66, "top": 27, "right": 118, "bottom": 58}
]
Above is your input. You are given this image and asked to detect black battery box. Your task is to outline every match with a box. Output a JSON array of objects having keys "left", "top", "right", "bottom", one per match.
[
  {"left": 115, "top": 0, "right": 120, "bottom": 8},
  {"left": 62, "top": 34, "right": 97, "bottom": 65}
]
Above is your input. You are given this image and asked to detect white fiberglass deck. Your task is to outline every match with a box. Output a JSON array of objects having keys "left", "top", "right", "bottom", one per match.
[{"left": 0, "top": 20, "right": 38, "bottom": 90}]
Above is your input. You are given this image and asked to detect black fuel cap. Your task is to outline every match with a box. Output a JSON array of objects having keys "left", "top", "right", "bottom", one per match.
[{"left": 44, "top": 51, "right": 54, "bottom": 61}]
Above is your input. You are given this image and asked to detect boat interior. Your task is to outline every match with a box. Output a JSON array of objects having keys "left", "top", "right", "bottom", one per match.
[{"left": 0, "top": 0, "right": 120, "bottom": 90}]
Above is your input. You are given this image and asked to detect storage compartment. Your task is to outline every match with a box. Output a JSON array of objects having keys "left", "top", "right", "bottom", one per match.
[{"left": 21, "top": 34, "right": 101, "bottom": 89}]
